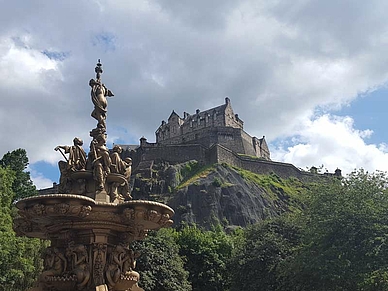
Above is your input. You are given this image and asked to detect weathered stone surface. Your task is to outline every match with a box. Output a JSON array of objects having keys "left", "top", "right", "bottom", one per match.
[
  {"left": 168, "top": 164, "right": 284, "bottom": 228},
  {"left": 129, "top": 161, "right": 296, "bottom": 229}
]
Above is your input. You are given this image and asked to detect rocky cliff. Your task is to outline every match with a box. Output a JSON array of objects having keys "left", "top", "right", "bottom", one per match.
[{"left": 131, "top": 161, "right": 306, "bottom": 229}]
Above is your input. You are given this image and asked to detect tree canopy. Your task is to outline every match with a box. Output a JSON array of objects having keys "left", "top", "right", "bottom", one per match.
[
  {"left": 0, "top": 166, "right": 44, "bottom": 291},
  {"left": 0, "top": 148, "right": 37, "bottom": 201}
]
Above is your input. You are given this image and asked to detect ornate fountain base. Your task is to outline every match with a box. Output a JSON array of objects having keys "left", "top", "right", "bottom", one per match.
[{"left": 14, "top": 194, "right": 174, "bottom": 291}]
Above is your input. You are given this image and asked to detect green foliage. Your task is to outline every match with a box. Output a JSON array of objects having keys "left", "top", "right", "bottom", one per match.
[
  {"left": 212, "top": 177, "right": 222, "bottom": 187},
  {"left": 181, "top": 161, "right": 201, "bottom": 179},
  {"left": 132, "top": 228, "right": 192, "bottom": 291},
  {"left": 0, "top": 148, "right": 37, "bottom": 201},
  {"left": 177, "top": 164, "right": 216, "bottom": 189},
  {"left": 278, "top": 169, "right": 388, "bottom": 291},
  {"left": 229, "top": 165, "right": 306, "bottom": 210},
  {"left": 0, "top": 166, "right": 44, "bottom": 291},
  {"left": 175, "top": 225, "right": 234, "bottom": 291},
  {"left": 231, "top": 216, "right": 301, "bottom": 291}
]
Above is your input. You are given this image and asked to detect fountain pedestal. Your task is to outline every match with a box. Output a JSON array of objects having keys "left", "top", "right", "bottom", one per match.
[{"left": 14, "top": 194, "right": 174, "bottom": 291}]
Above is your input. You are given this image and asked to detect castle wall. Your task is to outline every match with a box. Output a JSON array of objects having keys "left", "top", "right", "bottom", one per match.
[
  {"left": 136, "top": 142, "right": 320, "bottom": 183},
  {"left": 138, "top": 143, "right": 208, "bottom": 164},
  {"left": 240, "top": 130, "right": 257, "bottom": 157},
  {"left": 211, "top": 144, "right": 320, "bottom": 182},
  {"left": 224, "top": 101, "right": 243, "bottom": 129}
]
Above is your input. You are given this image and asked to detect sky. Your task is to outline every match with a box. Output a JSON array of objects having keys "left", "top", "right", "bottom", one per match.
[{"left": 2, "top": 0, "right": 388, "bottom": 189}]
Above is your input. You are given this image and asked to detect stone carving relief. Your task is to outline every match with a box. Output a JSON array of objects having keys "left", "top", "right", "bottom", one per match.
[
  {"left": 106, "top": 244, "right": 141, "bottom": 290},
  {"left": 24, "top": 202, "right": 92, "bottom": 219},
  {"left": 66, "top": 243, "right": 90, "bottom": 289},
  {"left": 93, "top": 243, "right": 108, "bottom": 286}
]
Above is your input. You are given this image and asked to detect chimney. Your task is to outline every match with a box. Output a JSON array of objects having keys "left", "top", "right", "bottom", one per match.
[
  {"left": 196, "top": 109, "right": 200, "bottom": 115},
  {"left": 225, "top": 97, "right": 230, "bottom": 104}
]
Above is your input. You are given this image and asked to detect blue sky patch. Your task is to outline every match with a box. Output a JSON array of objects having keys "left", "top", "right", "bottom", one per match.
[
  {"left": 42, "top": 50, "right": 70, "bottom": 61},
  {"left": 92, "top": 32, "right": 116, "bottom": 52}
]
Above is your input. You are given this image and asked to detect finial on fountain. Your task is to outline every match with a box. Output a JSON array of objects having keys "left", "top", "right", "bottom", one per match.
[{"left": 95, "top": 59, "right": 103, "bottom": 81}]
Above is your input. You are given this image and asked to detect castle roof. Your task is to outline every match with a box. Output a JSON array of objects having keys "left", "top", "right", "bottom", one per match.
[
  {"left": 168, "top": 110, "right": 180, "bottom": 121},
  {"left": 182, "top": 103, "right": 227, "bottom": 124}
]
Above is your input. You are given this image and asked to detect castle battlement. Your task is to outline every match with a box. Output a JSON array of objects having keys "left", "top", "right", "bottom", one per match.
[{"left": 155, "top": 98, "right": 270, "bottom": 160}]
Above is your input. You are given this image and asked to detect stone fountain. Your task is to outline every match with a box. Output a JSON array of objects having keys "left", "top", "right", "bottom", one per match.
[{"left": 13, "top": 61, "right": 174, "bottom": 291}]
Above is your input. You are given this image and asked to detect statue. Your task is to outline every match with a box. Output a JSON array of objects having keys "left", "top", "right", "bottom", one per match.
[
  {"left": 90, "top": 60, "right": 114, "bottom": 129},
  {"left": 106, "top": 244, "right": 127, "bottom": 287},
  {"left": 122, "top": 248, "right": 140, "bottom": 274},
  {"left": 89, "top": 133, "right": 111, "bottom": 191},
  {"left": 110, "top": 145, "right": 126, "bottom": 174},
  {"left": 40, "top": 247, "right": 67, "bottom": 281},
  {"left": 122, "top": 157, "right": 133, "bottom": 199},
  {"left": 124, "top": 157, "right": 132, "bottom": 181},
  {"left": 109, "top": 147, "right": 133, "bottom": 201},
  {"left": 55, "top": 137, "right": 87, "bottom": 172},
  {"left": 66, "top": 243, "right": 90, "bottom": 289}
]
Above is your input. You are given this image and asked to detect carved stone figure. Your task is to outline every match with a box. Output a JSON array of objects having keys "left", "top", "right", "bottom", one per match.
[
  {"left": 66, "top": 243, "right": 90, "bottom": 289},
  {"left": 106, "top": 244, "right": 126, "bottom": 287},
  {"left": 40, "top": 247, "right": 67, "bottom": 281},
  {"left": 55, "top": 137, "right": 87, "bottom": 172},
  {"left": 55, "top": 137, "right": 87, "bottom": 194},
  {"left": 110, "top": 145, "right": 126, "bottom": 174},
  {"left": 124, "top": 158, "right": 132, "bottom": 180},
  {"left": 89, "top": 61, "right": 114, "bottom": 129},
  {"left": 122, "top": 248, "right": 140, "bottom": 273},
  {"left": 122, "top": 157, "right": 133, "bottom": 199},
  {"left": 89, "top": 133, "right": 111, "bottom": 191}
]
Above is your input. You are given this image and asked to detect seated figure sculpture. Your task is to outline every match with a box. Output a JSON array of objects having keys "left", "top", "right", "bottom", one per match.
[
  {"left": 55, "top": 137, "right": 87, "bottom": 172},
  {"left": 109, "top": 146, "right": 133, "bottom": 201},
  {"left": 55, "top": 138, "right": 87, "bottom": 193},
  {"left": 110, "top": 145, "right": 126, "bottom": 174}
]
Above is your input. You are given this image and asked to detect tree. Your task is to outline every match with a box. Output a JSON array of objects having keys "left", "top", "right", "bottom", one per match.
[
  {"left": 0, "top": 148, "right": 37, "bottom": 201},
  {"left": 132, "top": 228, "right": 192, "bottom": 291},
  {"left": 0, "top": 166, "right": 44, "bottom": 291},
  {"left": 231, "top": 216, "right": 300, "bottom": 291},
  {"left": 279, "top": 170, "right": 388, "bottom": 290},
  {"left": 175, "top": 225, "right": 234, "bottom": 291}
]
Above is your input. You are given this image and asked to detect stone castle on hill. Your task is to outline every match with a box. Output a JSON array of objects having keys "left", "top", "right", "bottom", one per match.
[
  {"left": 155, "top": 97, "right": 270, "bottom": 160},
  {"left": 40, "top": 97, "right": 340, "bottom": 195},
  {"left": 119, "top": 98, "right": 340, "bottom": 182}
]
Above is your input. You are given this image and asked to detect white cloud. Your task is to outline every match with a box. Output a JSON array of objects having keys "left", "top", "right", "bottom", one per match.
[
  {"left": 272, "top": 114, "right": 388, "bottom": 174},
  {"left": 1, "top": 0, "right": 388, "bottom": 182}
]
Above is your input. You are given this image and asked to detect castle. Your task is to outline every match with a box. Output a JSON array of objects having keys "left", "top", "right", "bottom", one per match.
[
  {"left": 40, "top": 98, "right": 340, "bottom": 195},
  {"left": 155, "top": 97, "right": 270, "bottom": 160}
]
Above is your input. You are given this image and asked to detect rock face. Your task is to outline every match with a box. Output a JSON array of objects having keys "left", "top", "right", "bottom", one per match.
[{"left": 131, "top": 161, "right": 301, "bottom": 229}]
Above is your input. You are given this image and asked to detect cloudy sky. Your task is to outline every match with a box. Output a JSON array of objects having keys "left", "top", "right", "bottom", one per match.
[{"left": 2, "top": 0, "right": 388, "bottom": 189}]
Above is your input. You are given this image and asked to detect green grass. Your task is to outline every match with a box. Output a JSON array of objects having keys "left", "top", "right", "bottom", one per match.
[
  {"left": 176, "top": 164, "right": 217, "bottom": 190},
  {"left": 226, "top": 164, "right": 307, "bottom": 209}
]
